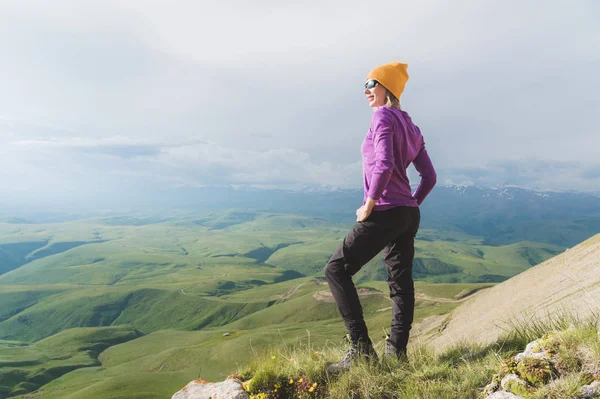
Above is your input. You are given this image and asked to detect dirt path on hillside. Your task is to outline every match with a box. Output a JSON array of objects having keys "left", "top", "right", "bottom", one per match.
[
  {"left": 278, "top": 283, "right": 306, "bottom": 300},
  {"left": 313, "top": 287, "right": 386, "bottom": 303},
  {"left": 415, "top": 290, "right": 487, "bottom": 303},
  {"left": 313, "top": 287, "right": 489, "bottom": 306},
  {"left": 157, "top": 348, "right": 188, "bottom": 372}
]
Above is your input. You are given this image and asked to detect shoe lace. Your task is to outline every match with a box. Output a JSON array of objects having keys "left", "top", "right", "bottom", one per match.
[
  {"left": 384, "top": 335, "right": 396, "bottom": 354},
  {"left": 340, "top": 345, "right": 358, "bottom": 363}
]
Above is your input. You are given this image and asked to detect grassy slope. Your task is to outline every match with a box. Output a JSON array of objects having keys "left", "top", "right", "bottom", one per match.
[
  {"left": 5, "top": 280, "right": 597, "bottom": 399},
  {"left": 353, "top": 236, "right": 562, "bottom": 284},
  {"left": 0, "top": 326, "right": 142, "bottom": 398},
  {"left": 0, "top": 213, "right": 563, "bottom": 287},
  {"left": 0, "top": 285, "right": 275, "bottom": 342},
  {"left": 0, "top": 219, "right": 541, "bottom": 343},
  {"left": 236, "top": 318, "right": 600, "bottom": 399},
  {"left": 3, "top": 278, "right": 475, "bottom": 399},
  {"left": 0, "top": 211, "right": 568, "bottom": 397},
  {"left": 0, "top": 240, "right": 49, "bottom": 275}
]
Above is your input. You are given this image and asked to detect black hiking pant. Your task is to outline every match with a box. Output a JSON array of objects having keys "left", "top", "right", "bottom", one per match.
[{"left": 324, "top": 205, "right": 420, "bottom": 354}]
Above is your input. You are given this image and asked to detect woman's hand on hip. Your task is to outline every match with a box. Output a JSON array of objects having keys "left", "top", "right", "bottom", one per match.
[
  {"left": 356, "top": 197, "right": 377, "bottom": 222},
  {"left": 356, "top": 205, "right": 372, "bottom": 222}
]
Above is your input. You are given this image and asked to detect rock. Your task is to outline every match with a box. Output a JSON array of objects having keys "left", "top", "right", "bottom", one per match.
[
  {"left": 515, "top": 339, "right": 550, "bottom": 362},
  {"left": 501, "top": 374, "right": 529, "bottom": 396},
  {"left": 172, "top": 378, "right": 248, "bottom": 399},
  {"left": 517, "top": 350, "right": 550, "bottom": 362},
  {"left": 581, "top": 381, "right": 600, "bottom": 398},
  {"left": 223, "top": 332, "right": 231, "bottom": 337},
  {"left": 485, "top": 391, "right": 524, "bottom": 399}
]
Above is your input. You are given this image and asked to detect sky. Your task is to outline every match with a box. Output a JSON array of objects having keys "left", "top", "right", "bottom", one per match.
[{"left": 1, "top": 0, "right": 599, "bottom": 207}]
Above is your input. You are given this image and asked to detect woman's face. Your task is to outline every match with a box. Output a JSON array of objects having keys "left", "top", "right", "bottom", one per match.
[{"left": 364, "top": 80, "right": 386, "bottom": 108}]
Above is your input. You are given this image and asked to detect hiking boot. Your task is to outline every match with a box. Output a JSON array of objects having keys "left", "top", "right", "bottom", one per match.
[
  {"left": 383, "top": 335, "right": 408, "bottom": 364},
  {"left": 383, "top": 335, "right": 397, "bottom": 357},
  {"left": 326, "top": 337, "right": 379, "bottom": 373}
]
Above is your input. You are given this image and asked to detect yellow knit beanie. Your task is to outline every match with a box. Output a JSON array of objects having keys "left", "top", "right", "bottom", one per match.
[{"left": 366, "top": 62, "right": 409, "bottom": 101}]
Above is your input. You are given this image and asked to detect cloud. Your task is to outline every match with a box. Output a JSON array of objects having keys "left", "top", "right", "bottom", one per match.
[
  {"left": 9, "top": 136, "right": 196, "bottom": 158},
  {"left": 443, "top": 159, "right": 600, "bottom": 192},
  {"left": 0, "top": 0, "right": 598, "bottom": 203},
  {"left": 0, "top": 135, "right": 361, "bottom": 197}
]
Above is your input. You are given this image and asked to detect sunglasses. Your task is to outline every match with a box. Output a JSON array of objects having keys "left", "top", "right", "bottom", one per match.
[{"left": 364, "top": 79, "right": 379, "bottom": 90}]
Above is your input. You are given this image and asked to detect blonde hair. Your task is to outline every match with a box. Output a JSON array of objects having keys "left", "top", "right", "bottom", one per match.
[{"left": 384, "top": 89, "right": 401, "bottom": 109}]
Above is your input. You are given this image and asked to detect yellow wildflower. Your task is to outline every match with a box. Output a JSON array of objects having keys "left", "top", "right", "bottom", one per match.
[
  {"left": 312, "top": 382, "right": 318, "bottom": 387},
  {"left": 289, "top": 378, "right": 294, "bottom": 384},
  {"left": 298, "top": 378, "right": 303, "bottom": 383},
  {"left": 290, "top": 357, "right": 294, "bottom": 363},
  {"left": 271, "top": 355, "right": 276, "bottom": 360},
  {"left": 309, "top": 387, "right": 315, "bottom": 392}
]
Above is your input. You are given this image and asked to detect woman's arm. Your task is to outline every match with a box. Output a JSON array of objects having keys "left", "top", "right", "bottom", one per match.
[{"left": 412, "top": 144, "right": 437, "bottom": 205}]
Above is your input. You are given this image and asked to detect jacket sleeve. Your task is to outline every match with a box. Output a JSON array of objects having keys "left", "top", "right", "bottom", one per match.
[{"left": 412, "top": 140, "right": 437, "bottom": 205}]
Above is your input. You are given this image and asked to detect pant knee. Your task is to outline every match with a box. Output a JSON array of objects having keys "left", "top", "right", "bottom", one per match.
[{"left": 324, "top": 261, "right": 343, "bottom": 280}]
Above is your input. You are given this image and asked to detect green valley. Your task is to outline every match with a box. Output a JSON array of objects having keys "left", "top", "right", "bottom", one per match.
[{"left": 0, "top": 209, "right": 576, "bottom": 398}]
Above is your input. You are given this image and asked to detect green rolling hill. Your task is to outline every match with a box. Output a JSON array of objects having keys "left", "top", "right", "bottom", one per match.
[
  {"left": 0, "top": 209, "right": 574, "bottom": 398},
  {"left": 1, "top": 277, "right": 475, "bottom": 399},
  {"left": 0, "top": 326, "right": 143, "bottom": 397}
]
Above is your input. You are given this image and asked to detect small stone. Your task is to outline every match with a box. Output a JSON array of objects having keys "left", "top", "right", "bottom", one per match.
[
  {"left": 581, "top": 381, "right": 600, "bottom": 398},
  {"left": 172, "top": 378, "right": 248, "bottom": 399},
  {"left": 485, "top": 391, "right": 524, "bottom": 399}
]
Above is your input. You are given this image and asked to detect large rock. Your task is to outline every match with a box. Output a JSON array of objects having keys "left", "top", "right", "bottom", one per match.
[
  {"left": 515, "top": 339, "right": 550, "bottom": 362},
  {"left": 485, "top": 391, "right": 524, "bottom": 399},
  {"left": 172, "top": 378, "right": 248, "bottom": 399},
  {"left": 581, "top": 381, "right": 600, "bottom": 398}
]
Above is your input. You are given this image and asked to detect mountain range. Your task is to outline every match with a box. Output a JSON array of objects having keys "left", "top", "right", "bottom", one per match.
[{"left": 2, "top": 184, "right": 600, "bottom": 247}]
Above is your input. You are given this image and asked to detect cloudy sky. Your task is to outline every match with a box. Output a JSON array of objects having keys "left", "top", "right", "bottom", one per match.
[{"left": 1, "top": 0, "right": 599, "bottom": 206}]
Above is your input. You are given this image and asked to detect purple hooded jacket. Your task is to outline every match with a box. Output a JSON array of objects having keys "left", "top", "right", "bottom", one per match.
[{"left": 361, "top": 106, "right": 437, "bottom": 210}]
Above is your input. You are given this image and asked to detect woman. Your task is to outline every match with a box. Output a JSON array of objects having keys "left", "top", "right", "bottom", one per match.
[{"left": 325, "top": 62, "right": 437, "bottom": 372}]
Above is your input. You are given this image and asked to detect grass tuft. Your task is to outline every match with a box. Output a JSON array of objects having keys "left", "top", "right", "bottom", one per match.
[{"left": 237, "top": 313, "right": 600, "bottom": 399}]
